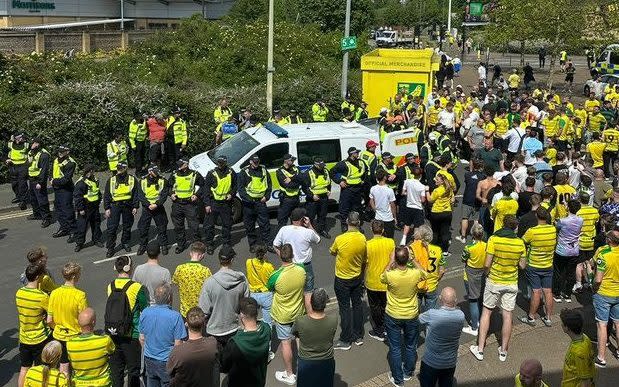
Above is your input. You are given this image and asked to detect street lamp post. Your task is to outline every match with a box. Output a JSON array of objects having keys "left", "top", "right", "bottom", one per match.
[
  {"left": 120, "top": 0, "right": 124, "bottom": 31},
  {"left": 266, "top": 0, "right": 275, "bottom": 114},
  {"left": 447, "top": 0, "right": 452, "bottom": 35},
  {"left": 341, "top": 0, "right": 352, "bottom": 99}
]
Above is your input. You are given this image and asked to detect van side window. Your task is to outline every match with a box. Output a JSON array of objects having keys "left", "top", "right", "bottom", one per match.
[
  {"left": 610, "top": 51, "right": 619, "bottom": 65},
  {"left": 297, "top": 140, "right": 341, "bottom": 166},
  {"left": 241, "top": 142, "right": 289, "bottom": 169}
]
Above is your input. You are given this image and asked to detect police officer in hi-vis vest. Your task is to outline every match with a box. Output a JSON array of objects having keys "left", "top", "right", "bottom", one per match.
[
  {"left": 128, "top": 112, "right": 148, "bottom": 175},
  {"left": 27, "top": 138, "right": 52, "bottom": 228},
  {"left": 169, "top": 157, "right": 204, "bottom": 254},
  {"left": 137, "top": 164, "right": 170, "bottom": 256},
  {"left": 51, "top": 145, "right": 77, "bottom": 241},
  {"left": 203, "top": 155, "right": 237, "bottom": 255},
  {"left": 103, "top": 161, "right": 139, "bottom": 258},
  {"left": 276, "top": 153, "right": 302, "bottom": 229},
  {"left": 238, "top": 154, "right": 274, "bottom": 253},
  {"left": 301, "top": 156, "right": 332, "bottom": 238},
  {"left": 330, "top": 147, "right": 369, "bottom": 232},
  {"left": 73, "top": 164, "right": 103, "bottom": 252},
  {"left": 5, "top": 132, "right": 29, "bottom": 209}
]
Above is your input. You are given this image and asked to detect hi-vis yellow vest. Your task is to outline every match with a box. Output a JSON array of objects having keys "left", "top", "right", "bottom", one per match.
[
  {"left": 141, "top": 178, "right": 165, "bottom": 204},
  {"left": 82, "top": 177, "right": 100, "bottom": 202},
  {"left": 110, "top": 175, "right": 135, "bottom": 202},
  {"left": 52, "top": 157, "right": 76, "bottom": 179},
  {"left": 173, "top": 172, "right": 197, "bottom": 199},
  {"left": 343, "top": 161, "right": 365, "bottom": 185},
  {"left": 28, "top": 149, "right": 49, "bottom": 177},
  {"left": 279, "top": 166, "right": 299, "bottom": 197},
  {"left": 309, "top": 169, "right": 331, "bottom": 195},
  {"left": 245, "top": 167, "right": 268, "bottom": 199},
  {"left": 211, "top": 171, "right": 232, "bottom": 201},
  {"left": 8, "top": 141, "right": 29, "bottom": 165}
]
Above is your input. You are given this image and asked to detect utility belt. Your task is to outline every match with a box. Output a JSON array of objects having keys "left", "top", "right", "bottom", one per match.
[
  {"left": 111, "top": 199, "right": 132, "bottom": 206},
  {"left": 279, "top": 193, "right": 299, "bottom": 200},
  {"left": 344, "top": 183, "right": 364, "bottom": 189},
  {"left": 174, "top": 198, "right": 194, "bottom": 204},
  {"left": 212, "top": 198, "right": 232, "bottom": 205}
]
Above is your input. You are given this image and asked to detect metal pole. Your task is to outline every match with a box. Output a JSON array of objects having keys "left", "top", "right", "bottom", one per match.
[
  {"left": 120, "top": 0, "right": 124, "bottom": 31},
  {"left": 266, "top": 0, "right": 275, "bottom": 114},
  {"left": 447, "top": 0, "right": 452, "bottom": 35},
  {"left": 341, "top": 0, "right": 352, "bottom": 99},
  {"left": 202, "top": 0, "right": 206, "bottom": 19}
]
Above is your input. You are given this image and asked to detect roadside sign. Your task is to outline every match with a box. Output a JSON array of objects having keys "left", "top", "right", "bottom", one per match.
[{"left": 341, "top": 36, "right": 357, "bottom": 51}]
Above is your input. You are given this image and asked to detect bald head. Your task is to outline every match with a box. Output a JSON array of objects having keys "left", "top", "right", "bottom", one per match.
[
  {"left": 519, "top": 359, "right": 543, "bottom": 387},
  {"left": 439, "top": 287, "right": 457, "bottom": 307},
  {"left": 78, "top": 307, "right": 96, "bottom": 332}
]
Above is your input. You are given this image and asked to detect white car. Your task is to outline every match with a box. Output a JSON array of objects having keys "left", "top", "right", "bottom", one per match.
[{"left": 584, "top": 74, "right": 619, "bottom": 99}]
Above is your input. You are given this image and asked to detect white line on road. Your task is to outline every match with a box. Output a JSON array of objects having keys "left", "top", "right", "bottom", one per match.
[
  {"left": 92, "top": 242, "right": 179, "bottom": 264},
  {"left": 0, "top": 210, "right": 29, "bottom": 221}
]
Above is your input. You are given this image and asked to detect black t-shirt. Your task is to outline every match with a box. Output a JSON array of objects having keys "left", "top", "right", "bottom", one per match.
[
  {"left": 463, "top": 171, "right": 486, "bottom": 207},
  {"left": 517, "top": 191, "right": 534, "bottom": 217},
  {"left": 517, "top": 210, "right": 538, "bottom": 238}
]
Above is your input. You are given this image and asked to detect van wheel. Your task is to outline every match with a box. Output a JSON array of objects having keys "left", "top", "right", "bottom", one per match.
[{"left": 232, "top": 198, "right": 243, "bottom": 224}]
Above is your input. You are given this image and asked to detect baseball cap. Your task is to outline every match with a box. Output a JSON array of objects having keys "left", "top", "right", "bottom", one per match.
[
  {"left": 347, "top": 147, "right": 360, "bottom": 155},
  {"left": 381, "top": 152, "right": 393, "bottom": 159},
  {"left": 219, "top": 245, "right": 236, "bottom": 262},
  {"left": 147, "top": 164, "right": 160, "bottom": 173},
  {"left": 58, "top": 144, "right": 70, "bottom": 152},
  {"left": 250, "top": 154, "right": 260, "bottom": 162},
  {"left": 283, "top": 153, "right": 297, "bottom": 161},
  {"left": 428, "top": 132, "right": 438, "bottom": 141},
  {"left": 216, "top": 155, "right": 228, "bottom": 163},
  {"left": 313, "top": 156, "right": 325, "bottom": 165},
  {"left": 366, "top": 140, "right": 379, "bottom": 148},
  {"left": 405, "top": 153, "right": 415, "bottom": 160},
  {"left": 117, "top": 161, "right": 128, "bottom": 169}
]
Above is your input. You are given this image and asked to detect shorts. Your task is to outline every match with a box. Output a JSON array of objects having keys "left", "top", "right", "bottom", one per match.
[
  {"left": 593, "top": 293, "right": 619, "bottom": 322},
  {"left": 303, "top": 262, "right": 315, "bottom": 293},
  {"left": 274, "top": 321, "right": 294, "bottom": 340},
  {"left": 460, "top": 204, "right": 478, "bottom": 220},
  {"left": 483, "top": 280, "right": 518, "bottom": 311},
  {"left": 525, "top": 266, "right": 553, "bottom": 290},
  {"left": 578, "top": 250, "right": 594, "bottom": 263},
  {"left": 19, "top": 336, "right": 51, "bottom": 367},
  {"left": 402, "top": 207, "right": 425, "bottom": 228}
]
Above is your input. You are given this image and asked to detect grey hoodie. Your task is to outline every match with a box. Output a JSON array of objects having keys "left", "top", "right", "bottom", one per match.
[{"left": 198, "top": 267, "right": 250, "bottom": 336}]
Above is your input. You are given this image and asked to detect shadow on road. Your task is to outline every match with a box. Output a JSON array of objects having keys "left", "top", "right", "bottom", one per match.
[
  {"left": 0, "top": 228, "right": 6, "bottom": 241},
  {"left": 0, "top": 328, "right": 19, "bottom": 386}
]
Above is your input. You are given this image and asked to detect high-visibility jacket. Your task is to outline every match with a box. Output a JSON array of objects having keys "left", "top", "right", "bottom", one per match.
[
  {"left": 378, "top": 162, "right": 398, "bottom": 189},
  {"left": 309, "top": 169, "right": 331, "bottom": 195},
  {"left": 244, "top": 167, "right": 268, "bottom": 199},
  {"left": 167, "top": 116, "right": 188, "bottom": 146},
  {"left": 8, "top": 141, "right": 29, "bottom": 165},
  {"left": 28, "top": 149, "right": 49, "bottom": 177},
  {"left": 107, "top": 140, "right": 128, "bottom": 171},
  {"left": 211, "top": 171, "right": 232, "bottom": 201},
  {"left": 288, "top": 115, "right": 304, "bottom": 124},
  {"left": 79, "top": 177, "right": 100, "bottom": 202},
  {"left": 52, "top": 157, "right": 76, "bottom": 179},
  {"left": 341, "top": 100, "right": 355, "bottom": 113},
  {"left": 128, "top": 119, "right": 147, "bottom": 148},
  {"left": 110, "top": 175, "right": 135, "bottom": 202},
  {"left": 141, "top": 178, "right": 166, "bottom": 204},
  {"left": 360, "top": 150, "right": 376, "bottom": 168},
  {"left": 312, "top": 104, "right": 329, "bottom": 122},
  {"left": 343, "top": 161, "right": 365, "bottom": 185},
  {"left": 279, "top": 166, "right": 300, "bottom": 197},
  {"left": 173, "top": 172, "right": 197, "bottom": 199},
  {"left": 214, "top": 106, "right": 232, "bottom": 124}
]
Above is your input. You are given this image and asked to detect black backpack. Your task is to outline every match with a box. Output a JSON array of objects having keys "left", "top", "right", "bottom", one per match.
[{"left": 104, "top": 280, "right": 134, "bottom": 336}]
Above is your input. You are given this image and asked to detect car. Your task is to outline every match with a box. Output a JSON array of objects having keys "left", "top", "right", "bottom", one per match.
[
  {"left": 584, "top": 74, "right": 619, "bottom": 99},
  {"left": 190, "top": 120, "right": 422, "bottom": 222}
]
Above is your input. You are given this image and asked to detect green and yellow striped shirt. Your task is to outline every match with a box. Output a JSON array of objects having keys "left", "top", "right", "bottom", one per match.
[
  {"left": 487, "top": 234, "right": 526, "bottom": 285},
  {"left": 523, "top": 224, "right": 557, "bottom": 269},
  {"left": 577, "top": 206, "right": 600, "bottom": 252},
  {"left": 15, "top": 287, "right": 51, "bottom": 345},
  {"left": 66, "top": 333, "right": 115, "bottom": 386},
  {"left": 24, "top": 365, "right": 68, "bottom": 387}
]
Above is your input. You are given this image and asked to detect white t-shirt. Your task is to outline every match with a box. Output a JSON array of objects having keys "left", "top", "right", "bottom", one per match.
[
  {"left": 273, "top": 225, "right": 320, "bottom": 264},
  {"left": 370, "top": 184, "right": 396, "bottom": 222},
  {"left": 568, "top": 164, "right": 583, "bottom": 188},
  {"left": 504, "top": 127, "right": 526, "bottom": 153},
  {"left": 438, "top": 110, "right": 456, "bottom": 129},
  {"left": 403, "top": 179, "right": 427, "bottom": 210},
  {"left": 478, "top": 65, "right": 487, "bottom": 80},
  {"left": 511, "top": 166, "right": 528, "bottom": 189}
]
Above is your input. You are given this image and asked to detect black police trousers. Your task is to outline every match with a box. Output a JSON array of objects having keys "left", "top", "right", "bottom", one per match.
[
  {"left": 306, "top": 195, "right": 329, "bottom": 232},
  {"left": 106, "top": 202, "right": 134, "bottom": 249},
  {"left": 9, "top": 163, "right": 28, "bottom": 204},
  {"left": 277, "top": 196, "right": 300, "bottom": 229},
  {"left": 74, "top": 201, "right": 102, "bottom": 246},
  {"left": 204, "top": 201, "right": 233, "bottom": 247},
  {"left": 29, "top": 181, "right": 51, "bottom": 221},
  {"left": 54, "top": 187, "right": 76, "bottom": 233},
  {"left": 171, "top": 201, "right": 199, "bottom": 247},
  {"left": 243, "top": 200, "right": 271, "bottom": 248},
  {"left": 138, "top": 206, "right": 169, "bottom": 247},
  {"left": 339, "top": 186, "right": 363, "bottom": 227},
  {"left": 133, "top": 141, "right": 147, "bottom": 175}
]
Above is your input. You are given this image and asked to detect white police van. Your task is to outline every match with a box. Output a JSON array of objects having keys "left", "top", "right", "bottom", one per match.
[{"left": 190, "top": 121, "right": 420, "bottom": 222}]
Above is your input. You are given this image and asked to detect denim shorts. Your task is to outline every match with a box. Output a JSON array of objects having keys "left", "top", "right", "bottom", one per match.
[
  {"left": 303, "top": 262, "right": 315, "bottom": 293},
  {"left": 593, "top": 293, "right": 619, "bottom": 322},
  {"left": 525, "top": 266, "right": 553, "bottom": 290},
  {"left": 274, "top": 321, "right": 294, "bottom": 340}
]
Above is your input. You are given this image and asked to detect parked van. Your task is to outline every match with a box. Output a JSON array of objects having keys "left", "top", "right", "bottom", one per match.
[
  {"left": 594, "top": 44, "right": 619, "bottom": 75},
  {"left": 189, "top": 121, "right": 421, "bottom": 222}
]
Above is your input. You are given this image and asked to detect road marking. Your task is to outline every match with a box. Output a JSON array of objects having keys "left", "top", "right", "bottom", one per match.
[
  {"left": 0, "top": 210, "right": 29, "bottom": 221},
  {"left": 93, "top": 252, "right": 137, "bottom": 264}
]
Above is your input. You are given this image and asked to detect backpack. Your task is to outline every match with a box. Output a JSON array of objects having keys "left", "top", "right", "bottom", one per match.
[{"left": 104, "top": 280, "right": 134, "bottom": 336}]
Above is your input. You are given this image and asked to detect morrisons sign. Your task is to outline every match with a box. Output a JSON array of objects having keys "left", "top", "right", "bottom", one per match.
[{"left": 12, "top": 0, "right": 56, "bottom": 11}]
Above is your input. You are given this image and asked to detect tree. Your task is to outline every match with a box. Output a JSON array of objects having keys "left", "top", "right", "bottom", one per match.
[{"left": 379, "top": 0, "right": 442, "bottom": 28}]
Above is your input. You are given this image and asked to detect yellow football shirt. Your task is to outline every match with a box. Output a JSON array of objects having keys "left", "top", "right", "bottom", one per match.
[
  {"left": 381, "top": 267, "right": 426, "bottom": 320},
  {"left": 365, "top": 236, "right": 396, "bottom": 292},
  {"left": 172, "top": 262, "right": 213, "bottom": 317},
  {"left": 430, "top": 185, "right": 452, "bottom": 213},
  {"left": 542, "top": 116, "right": 560, "bottom": 137},
  {"left": 584, "top": 99, "right": 600, "bottom": 114},
  {"left": 494, "top": 117, "right": 509, "bottom": 137},
  {"left": 586, "top": 141, "right": 606, "bottom": 168},
  {"left": 48, "top": 285, "right": 88, "bottom": 342},
  {"left": 15, "top": 287, "right": 51, "bottom": 345},
  {"left": 25, "top": 366, "right": 69, "bottom": 387},
  {"left": 245, "top": 258, "right": 275, "bottom": 293},
  {"left": 596, "top": 245, "right": 619, "bottom": 297},
  {"left": 487, "top": 234, "right": 526, "bottom": 285},
  {"left": 267, "top": 264, "right": 306, "bottom": 324},
  {"left": 67, "top": 333, "right": 115, "bottom": 386},
  {"left": 330, "top": 230, "right": 367, "bottom": 279},
  {"left": 561, "top": 334, "right": 596, "bottom": 387},
  {"left": 522, "top": 224, "right": 557, "bottom": 269},
  {"left": 554, "top": 184, "right": 576, "bottom": 219},
  {"left": 492, "top": 197, "right": 519, "bottom": 232},
  {"left": 462, "top": 241, "right": 487, "bottom": 269},
  {"left": 409, "top": 241, "right": 444, "bottom": 292},
  {"left": 577, "top": 206, "right": 600, "bottom": 252},
  {"left": 603, "top": 128, "right": 619, "bottom": 152}
]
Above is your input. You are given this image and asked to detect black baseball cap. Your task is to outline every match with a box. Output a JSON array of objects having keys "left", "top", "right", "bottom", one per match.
[
  {"left": 347, "top": 147, "right": 360, "bottom": 155},
  {"left": 117, "top": 161, "right": 128, "bottom": 169},
  {"left": 405, "top": 153, "right": 415, "bottom": 159},
  {"left": 283, "top": 153, "right": 297, "bottom": 161},
  {"left": 250, "top": 154, "right": 260, "bottom": 162},
  {"left": 58, "top": 144, "right": 70, "bottom": 152},
  {"left": 381, "top": 152, "right": 393, "bottom": 159},
  {"left": 313, "top": 156, "right": 325, "bottom": 165}
]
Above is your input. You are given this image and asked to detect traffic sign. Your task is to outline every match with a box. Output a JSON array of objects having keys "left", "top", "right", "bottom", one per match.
[{"left": 341, "top": 36, "right": 357, "bottom": 51}]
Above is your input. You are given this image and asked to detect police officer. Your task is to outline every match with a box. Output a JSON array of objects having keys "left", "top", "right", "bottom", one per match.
[
  {"left": 288, "top": 110, "right": 303, "bottom": 124},
  {"left": 420, "top": 132, "right": 440, "bottom": 169},
  {"left": 331, "top": 147, "right": 368, "bottom": 232},
  {"left": 51, "top": 145, "right": 77, "bottom": 241},
  {"left": 301, "top": 156, "right": 331, "bottom": 238},
  {"left": 360, "top": 140, "right": 379, "bottom": 176},
  {"left": 73, "top": 164, "right": 103, "bottom": 252},
  {"left": 27, "top": 138, "right": 52, "bottom": 228},
  {"left": 376, "top": 152, "right": 399, "bottom": 192},
  {"left": 128, "top": 112, "right": 148, "bottom": 175},
  {"left": 238, "top": 155, "right": 273, "bottom": 253},
  {"left": 137, "top": 164, "right": 169, "bottom": 256},
  {"left": 276, "top": 153, "right": 301, "bottom": 229},
  {"left": 169, "top": 158, "right": 204, "bottom": 254},
  {"left": 203, "top": 155, "right": 237, "bottom": 255},
  {"left": 5, "top": 132, "right": 29, "bottom": 209},
  {"left": 107, "top": 132, "right": 128, "bottom": 174},
  {"left": 312, "top": 99, "right": 329, "bottom": 122},
  {"left": 104, "top": 161, "right": 139, "bottom": 258},
  {"left": 167, "top": 107, "right": 188, "bottom": 164}
]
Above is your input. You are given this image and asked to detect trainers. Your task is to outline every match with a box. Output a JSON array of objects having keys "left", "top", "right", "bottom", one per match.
[
  {"left": 594, "top": 357, "right": 607, "bottom": 368},
  {"left": 442, "top": 251, "right": 452, "bottom": 257},
  {"left": 268, "top": 351, "right": 275, "bottom": 363},
  {"left": 498, "top": 347, "right": 508, "bottom": 362},
  {"left": 518, "top": 315, "right": 536, "bottom": 326},
  {"left": 563, "top": 294, "right": 572, "bottom": 303},
  {"left": 368, "top": 330, "right": 385, "bottom": 342},
  {"left": 553, "top": 296, "right": 563, "bottom": 303},
  {"left": 334, "top": 340, "right": 351, "bottom": 351},
  {"left": 462, "top": 326, "right": 478, "bottom": 336},
  {"left": 572, "top": 283, "right": 583, "bottom": 293},
  {"left": 455, "top": 235, "right": 466, "bottom": 243},
  {"left": 354, "top": 337, "right": 364, "bottom": 346},
  {"left": 403, "top": 374, "right": 413, "bottom": 381},
  {"left": 388, "top": 375, "right": 404, "bottom": 387},
  {"left": 469, "top": 345, "right": 484, "bottom": 361},
  {"left": 274, "top": 371, "right": 297, "bottom": 385},
  {"left": 541, "top": 316, "right": 552, "bottom": 327}
]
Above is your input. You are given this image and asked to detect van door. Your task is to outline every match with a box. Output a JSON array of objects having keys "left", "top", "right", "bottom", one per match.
[{"left": 295, "top": 139, "right": 342, "bottom": 201}]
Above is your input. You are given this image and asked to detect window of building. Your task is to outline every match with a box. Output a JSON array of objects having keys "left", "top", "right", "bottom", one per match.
[{"left": 296, "top": 140, "right": 341, "bottom": 166}]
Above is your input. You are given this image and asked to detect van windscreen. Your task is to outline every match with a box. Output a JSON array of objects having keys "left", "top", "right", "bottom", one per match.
[{"left": 207, "top": 131, "right": 260, "bottom": 166}]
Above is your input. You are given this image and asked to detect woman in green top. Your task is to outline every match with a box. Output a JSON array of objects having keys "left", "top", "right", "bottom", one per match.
[{"left": 292, "top": 288, "right": 338, "bottom": 387}]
